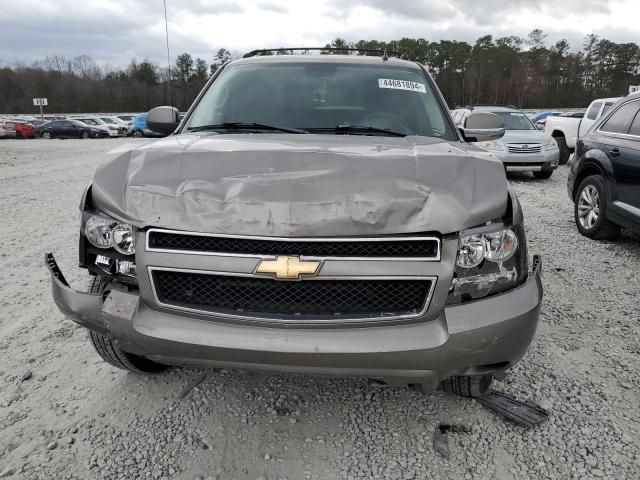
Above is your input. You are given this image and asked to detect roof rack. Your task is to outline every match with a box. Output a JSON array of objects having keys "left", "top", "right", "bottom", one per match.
[
  {"left": 464, "top": 104, "right": 520, "bottom": 110},
  {"left": 242, "top": 47, "right": 405, "bottom": 60}
]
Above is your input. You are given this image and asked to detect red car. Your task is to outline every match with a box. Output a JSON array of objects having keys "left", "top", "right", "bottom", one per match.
[{"left": 3, "top": 121, "right": 36, "bottom": 139}]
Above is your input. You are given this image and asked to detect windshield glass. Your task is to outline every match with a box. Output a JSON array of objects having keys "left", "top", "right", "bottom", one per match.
[
  {"left": 185, "top": 62, "right": 455, "bottom": 139},
  {"left": 490, "top": 111, "right": 536, "bottom": 130},
  {"left": 100, "top": 118, "right": 116, "bottom": 124}
]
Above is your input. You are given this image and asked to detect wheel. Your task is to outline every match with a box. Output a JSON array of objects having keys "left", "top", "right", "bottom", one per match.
[
  {"left": 533, "top": 170, "right": 553, "bottom": 179},
  {"left": 441, "top": 375, "right": 493, "bottom": 398},
  {"left": 574, "top": 175, "right": 620, "bottom": 240},
  {"left": 87, "top": 276, "right": 168, "bottom": 374},
  {"left": 41, "top": 131, "right": 52, "bottom": 139},
  {"left": 555, "top": 135, "right": 570, "bottom": 165},
  {"left": 132, "top": 129, "right": 144, "bottom": 138},
  {"left": 81, "top": 131, "right": 90, "bottom": 139}
]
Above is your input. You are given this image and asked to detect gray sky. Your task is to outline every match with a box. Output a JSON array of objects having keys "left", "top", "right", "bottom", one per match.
[{"left": 1, "top": 0, "right": 638, "bottom": 67}]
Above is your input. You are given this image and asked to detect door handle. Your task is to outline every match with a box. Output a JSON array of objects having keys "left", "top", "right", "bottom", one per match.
[{"left": 609, "top": 148, "right": 620, "bottom": 157}]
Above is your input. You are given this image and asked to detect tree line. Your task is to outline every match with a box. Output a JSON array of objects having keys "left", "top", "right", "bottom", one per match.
[{"left": 1, "top": 31, "right": 639, "bottom": 114}]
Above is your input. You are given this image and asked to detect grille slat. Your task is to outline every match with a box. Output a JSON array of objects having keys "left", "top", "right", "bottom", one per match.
[
  {"left": 148, "top": 231, "right": 439, "bottom": 258},
  {"left": 152, "top": 270, "right": 431, "bottom": 319},
  {"left": 507, "top": 144, "right": 542, "bottom": 154}
]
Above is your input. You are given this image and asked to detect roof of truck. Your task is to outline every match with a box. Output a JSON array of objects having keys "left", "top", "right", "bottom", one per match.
[{"left": 228, "top": 54, "right": 422, "bottom": 70}]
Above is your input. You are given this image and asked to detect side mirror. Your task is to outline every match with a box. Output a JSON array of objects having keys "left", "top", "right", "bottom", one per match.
[
  {"left": 460, "top": 112, "right": 505, "bottom": 142},
  {"left": 536, "top": 123, "right": 544, "bottom": 130},
  {"left": 147, "top": 106, "right": 180, "bottom": 135}
]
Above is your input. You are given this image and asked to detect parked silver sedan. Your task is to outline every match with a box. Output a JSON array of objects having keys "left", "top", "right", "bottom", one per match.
[
  {"left": 452, "top": 106, "right": 560, "bottom": 179},
  {"left": 0, "top": 123, "right": 17, "bottom": 139}
]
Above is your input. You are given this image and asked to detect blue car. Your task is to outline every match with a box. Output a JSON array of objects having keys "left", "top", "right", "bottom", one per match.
[
  {"left": 129, "top": 113, "right": 165, "bottom": 138},
  {"left": 531, "top": 111, "right": 563, "bottom": 129}
]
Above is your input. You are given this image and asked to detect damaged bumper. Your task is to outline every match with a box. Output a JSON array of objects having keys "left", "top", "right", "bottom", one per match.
[{"left": 45, "top": 253, "right": 543, "bottom": 389}]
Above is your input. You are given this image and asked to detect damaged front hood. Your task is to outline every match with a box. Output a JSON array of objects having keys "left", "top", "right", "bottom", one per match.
[{"left": 91, "top": 134, "right": 509, "bottom": 236}]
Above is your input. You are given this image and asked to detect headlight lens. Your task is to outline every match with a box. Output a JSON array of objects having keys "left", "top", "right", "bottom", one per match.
[
  {"left": 449, "top": 226, "right": 527, "bottom": 304},
  {"left": 84, "top": 216, "right": 115, "bottom": 248},
  {"left": 483, "top": 229, "right": 518, "bottom": 262},
  {"left": 476, "top": 141, "right": 504, "bottom": 152},
  {"left": 456, "top": 235, "right": 485, "bottom": 268},
  {"left": 83, "top": 214, "right": 135, "bottom": 255},
  {"left": 111, "top": 224, "right": 135, "bottom": 255},
  {"left": 544, "top": 136, "right": 558, "bottom": 151}
]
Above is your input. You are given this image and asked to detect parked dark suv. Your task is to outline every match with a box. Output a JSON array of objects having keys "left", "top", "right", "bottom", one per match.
[{"left": 568, "top": 94, "right": 640, "bottom": 239}]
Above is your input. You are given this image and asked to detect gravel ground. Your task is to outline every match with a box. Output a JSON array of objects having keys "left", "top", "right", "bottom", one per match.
[{"left": 0, "top": 138, "right": 639, "bottom": 480}]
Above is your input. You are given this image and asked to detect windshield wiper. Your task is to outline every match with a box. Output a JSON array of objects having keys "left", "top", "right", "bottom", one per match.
[
  {"left": 186, "top": 122, "right": 306, "bottom": 134},
  {"left": 305, "top": 124, "right": 407, "bottom": 137}
]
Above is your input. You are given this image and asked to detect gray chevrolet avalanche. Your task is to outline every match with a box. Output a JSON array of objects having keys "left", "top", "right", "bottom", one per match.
[{"left": 46, "top": 53, "right": 543, "bottom": 397}]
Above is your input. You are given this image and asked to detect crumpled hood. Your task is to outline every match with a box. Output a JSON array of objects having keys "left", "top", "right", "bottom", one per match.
[
  {"left": 91, "top": 134, "right": 509, "bottom": 236},
  {"left": 500, "top": 130, "right": 548, "bottom": 145}
]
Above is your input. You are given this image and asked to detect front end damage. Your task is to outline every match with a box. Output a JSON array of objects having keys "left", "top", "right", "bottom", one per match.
[{"left": 46, "top": 249, "right": 542, "bottom": 393}]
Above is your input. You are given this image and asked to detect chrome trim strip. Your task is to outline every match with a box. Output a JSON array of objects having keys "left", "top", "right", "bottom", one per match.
[
  {"left": 613, "top": 200, "right": 640, "bottom": 218},
  {"left": 147, "top": 266, "right": 437, "bottom": 324},
  {"left": 145, "top": 228, "right": 441, "bottom": 262}
]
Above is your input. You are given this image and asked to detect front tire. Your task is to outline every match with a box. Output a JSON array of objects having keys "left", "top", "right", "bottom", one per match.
[
  {"left": 441, "top": 375, "right": 493, "bottom": 398},
  {"left": 87, "top": 276, "right": 168, "bottom": 374},
  {"left": 132, "top": 129, "right": 144, "bottom": 138},
  {"left": 81, "top": 131, "right": 90, "bottom": 139},
  {"left": 555, "top": 135, "right": 570, "bottom": 165},
  {"left": 41, "top": 131, "right": 52, "bottom": 139},
  {"left": 574, "top": 175, "right": 619, "bottom": 240}
]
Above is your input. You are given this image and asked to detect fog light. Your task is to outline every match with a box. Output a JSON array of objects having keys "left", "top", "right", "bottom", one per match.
[{"left": 117, "top": 260, "right": 137, "bottom": 277}]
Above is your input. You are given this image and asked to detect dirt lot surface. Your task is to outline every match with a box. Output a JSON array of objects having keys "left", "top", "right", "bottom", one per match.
[{"left": 0, "top": 138, "right": 639, "bottom": 480}]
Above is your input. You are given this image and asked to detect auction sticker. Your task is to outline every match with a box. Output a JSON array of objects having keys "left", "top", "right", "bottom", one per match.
[{"left": 378, "top": 78, "right": 426, "bottom": 93}]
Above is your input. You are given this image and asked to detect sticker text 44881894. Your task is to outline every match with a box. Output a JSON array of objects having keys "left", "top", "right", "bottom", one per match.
[{"left": 378, "top": 78, "right": 427, "bottom": 93}]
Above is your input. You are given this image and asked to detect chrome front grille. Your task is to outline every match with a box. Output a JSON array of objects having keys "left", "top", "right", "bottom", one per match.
[
  {"left": 507, "top": 144, "right": 542, "bottom": 154},
  {"left": 144, "top": 229, "right": 440, "bottom": 323},
  {"left": 146, "top": 229, "right": 440, "bottom": 260},
  {"left": 151, "top": 269, "right": 432, "bottom": 320}
]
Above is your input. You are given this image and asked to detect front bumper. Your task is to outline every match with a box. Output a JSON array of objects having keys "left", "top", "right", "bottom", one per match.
[
  {"left": 45, "top": 253, "right": 543, "bottom": 389},
  {"left": 492, "top": 149, "right": 560, "bottom": 172}
]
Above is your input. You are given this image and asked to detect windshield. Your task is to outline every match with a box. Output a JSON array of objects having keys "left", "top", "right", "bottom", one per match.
[
  {"left": 100, "top": 118, "right": 116, "bottom": 124},
  {"left": 490, "top": 111, "right": 536, "bottom": 130},
  {"left": 184, "top": 62, "right": 456, "bottom": 139},
  {"left": 79, "top": 118, "right": 97, "bottom": 125}
]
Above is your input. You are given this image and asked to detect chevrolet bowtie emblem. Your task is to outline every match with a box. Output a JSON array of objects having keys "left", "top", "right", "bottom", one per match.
[{"left": 256, "top": 256, "right": 320, "bottom": 279}]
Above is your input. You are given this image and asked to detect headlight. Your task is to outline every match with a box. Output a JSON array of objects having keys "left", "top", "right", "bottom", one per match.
[
  {"left": 108, "top": 125, "right": 117, "bottom": 130},
  {"left": 483, "top": 229, "right": 518, "bottom": 262},
  {"left": 456, "top": 235, "right": 485, "bottom": 268},
  {"left": 111, "top": 223, "right": 135, "bottom": 255},
  {"left": 83, "top": 214, "right": 135, "bottom": 255},
  {"left": 84, "top": 216, "right": 115, "bottom": 248},
  {"left": 476, "top": 141, "right": 504, "bottom": 152},
  {"left": 544, "top": 137, "right": 558, "bottom": 151},
  {"left": 448, "top": 226, "right": 527, "bottom": 304}
]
